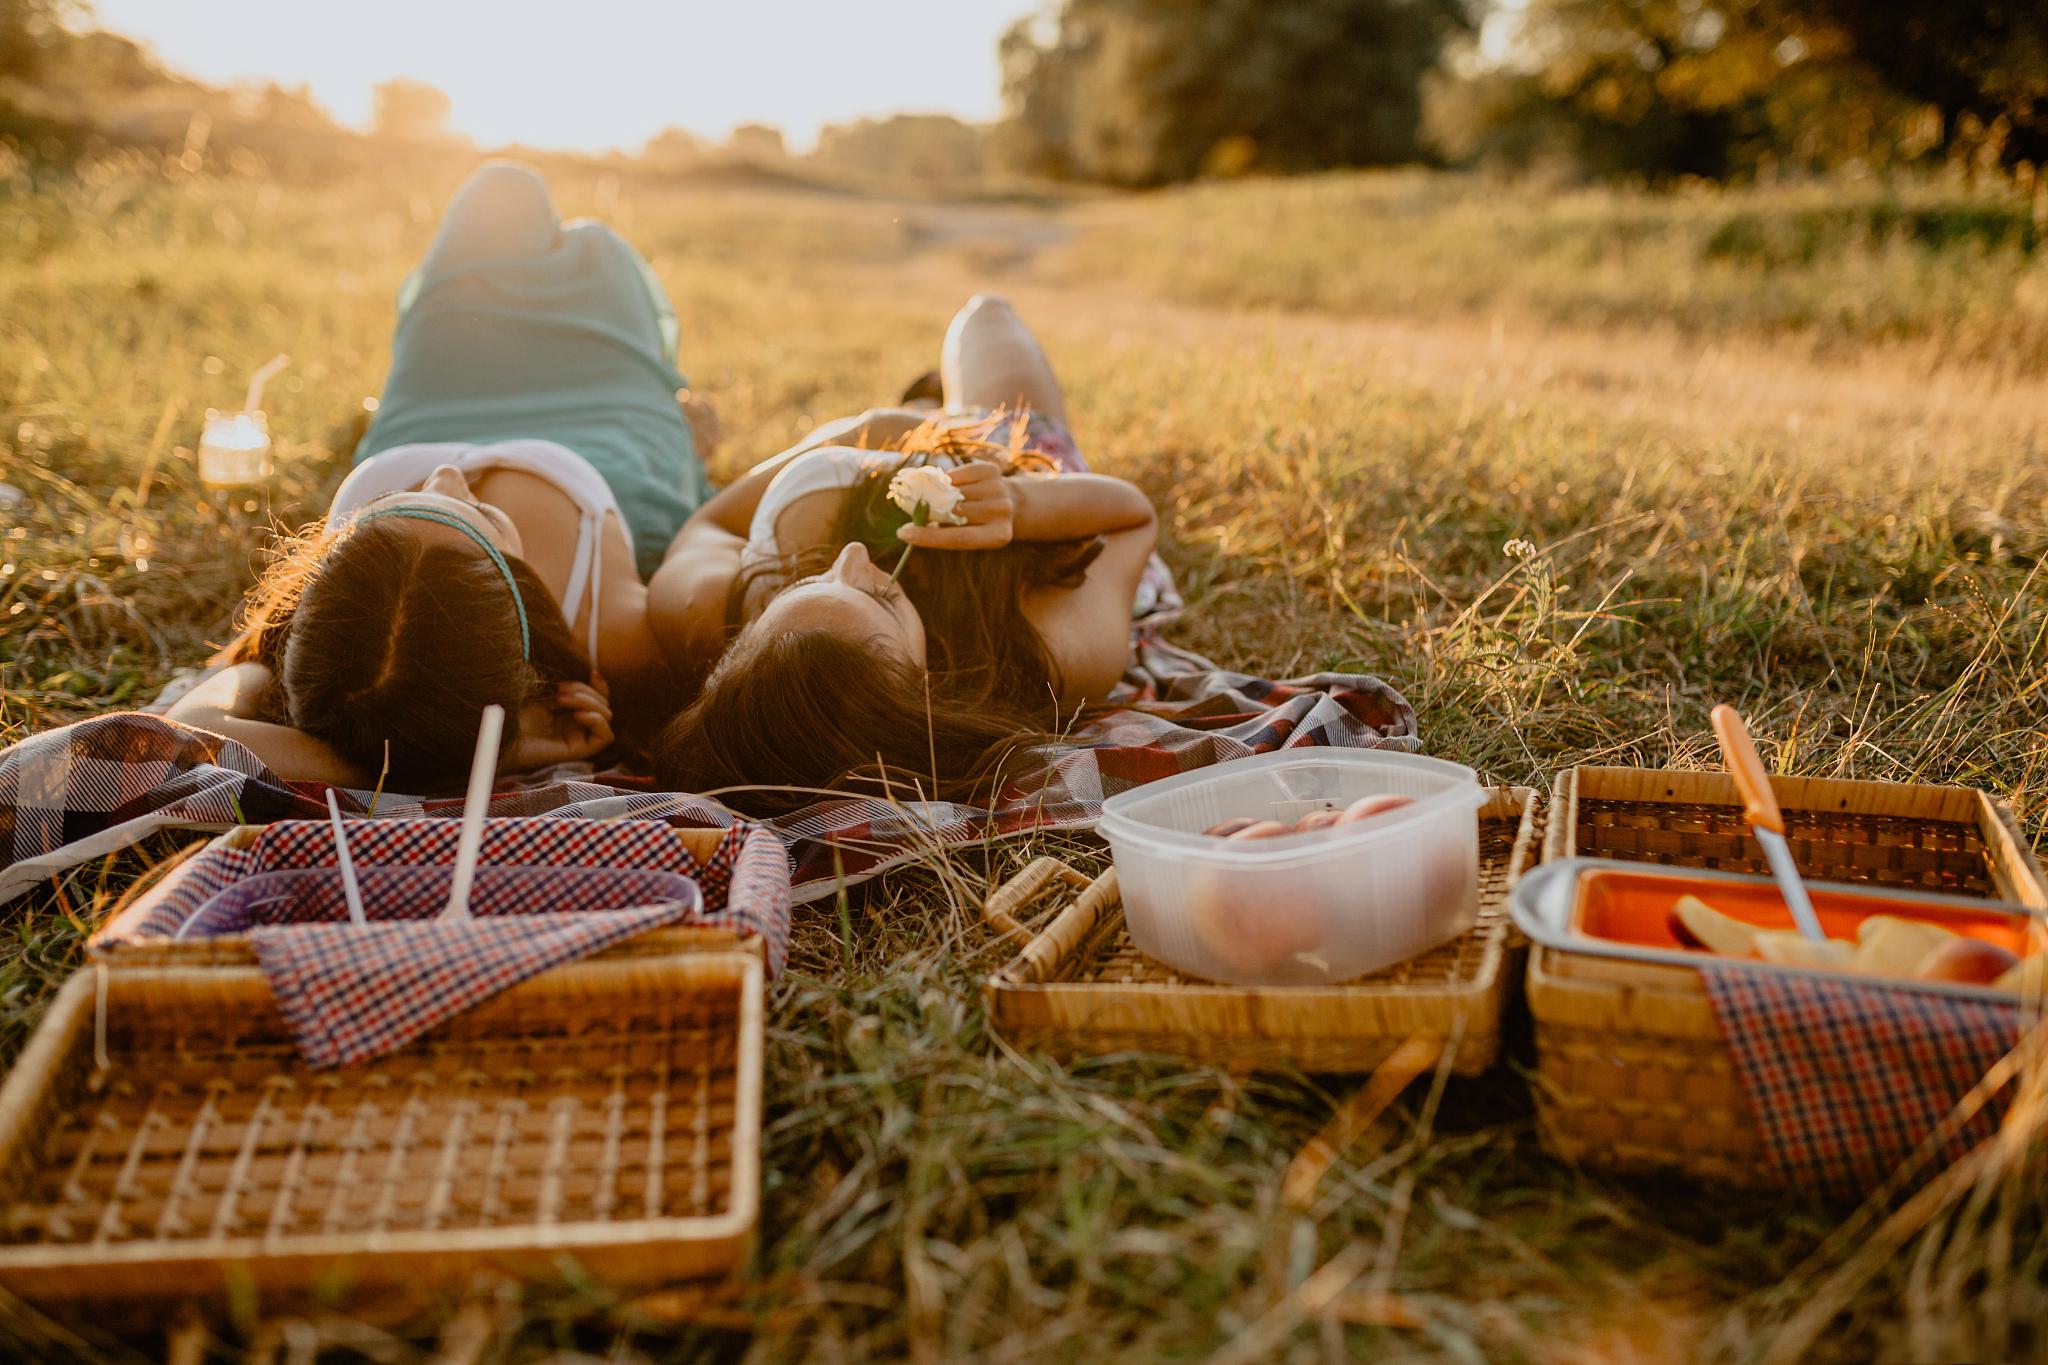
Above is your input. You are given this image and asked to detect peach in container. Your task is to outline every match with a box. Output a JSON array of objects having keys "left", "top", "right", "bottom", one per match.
[
  {"left": 1095, "top": 750, "right": 1488, "bottom": 986},
  {"left": 1512, "top": 858, "right": 2048, "bottom": 1000}
]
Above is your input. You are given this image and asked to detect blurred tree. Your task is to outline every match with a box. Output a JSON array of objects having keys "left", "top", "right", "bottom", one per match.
[
  {"left": 0, "top": 0, "right": 80, "bottom": 84},
  {"left": 727, "top": 122, "right": 786, "bottom": 160},
  {"left": 998, "top": 0, "right": 1475, "bottom": 186},
  {"left": 370, "top": 76, "right": 453, "bottom": 142},
  {"left": 1813, "top": 1, "right": 2048, "bottom": 168},
  {"left": 643, "top": 125, "right": 708, "bottom": 165},
  {"left": 814, "top": 113, "right": 986, "bottom": 182},
  {"left": 1428, "top": 0, "right": 1945, "bottom": 179}
]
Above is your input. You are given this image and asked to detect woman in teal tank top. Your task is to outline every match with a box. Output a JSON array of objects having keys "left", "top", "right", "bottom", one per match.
[
  {"left": 170, "top": 164, "right": 713, "bottom": 788},
  {"left": 356, "top": 162, "right": 711, "bottom": 579}
]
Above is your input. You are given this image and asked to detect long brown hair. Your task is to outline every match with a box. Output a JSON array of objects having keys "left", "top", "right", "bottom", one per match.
[
  {"left": 230, "top": 518, "right": 589, "bottom": 790},
  {"left": 655, "top": 415, "right": 1094, "bottom": 816}
]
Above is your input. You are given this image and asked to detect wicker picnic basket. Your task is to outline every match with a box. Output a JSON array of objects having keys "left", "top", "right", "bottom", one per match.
[
  {"left": 1526, "top": 766, "right": 2048, "bottom": 1186},
  {"left": 0, "top": 820, "right": 771, "bottom": 1314},
  {"left": 983, "top": 787, "right": 1539, "bottom": 1074},
  {"left": 0, "top": 954, "right": 761, "bottom": 1312},
  {"left": 89, "top": 824, "right": 756, "bottom": 967}
]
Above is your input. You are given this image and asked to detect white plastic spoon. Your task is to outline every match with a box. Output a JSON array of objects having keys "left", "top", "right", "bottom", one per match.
[
  {"left": 1711, "top": 704, "right": 1827, "bottom": 944},
  {"left": 441, "top": 703, "right": 504, "bottom": 922},
  {"left": 325, "top": 788, "right": 368, "bottom": 927}
]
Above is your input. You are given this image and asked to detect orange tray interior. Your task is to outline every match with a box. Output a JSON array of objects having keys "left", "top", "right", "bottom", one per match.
[{"left": 1573, "top": 868, "right": 2038, "bottom": 956}]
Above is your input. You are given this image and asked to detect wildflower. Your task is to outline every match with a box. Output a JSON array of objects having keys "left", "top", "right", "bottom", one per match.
[
  {"left": 1503, "top": 537, "right": 1537, "bottom": 561},
  {"left": 885, "top": 464, "right": 968, "bottom": 584},
  {"left": 888, "top": 465, "right": 968, "bottom": 527}
]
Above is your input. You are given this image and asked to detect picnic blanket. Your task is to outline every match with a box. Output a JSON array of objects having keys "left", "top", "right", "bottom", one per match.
[
  {"left": 1698, "top": 963, "right": 2025, "bottom": 1200},
  {"left": 0, "top": 635, "right": 1417, "bottom": 910}
]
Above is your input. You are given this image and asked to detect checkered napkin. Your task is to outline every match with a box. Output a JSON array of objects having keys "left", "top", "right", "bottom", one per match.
[
  {"left": 4, "top": 636, "right": 1415, "bottom": 910},
  {"left": 252, "top": 901, "right": 702, "bottom": 1067},
  {"left": 1696, "top": 963, "right": 2022, "bottom": 1199},
  {"left": 99, "top": 817, "right": 790, "bottom": 977}
]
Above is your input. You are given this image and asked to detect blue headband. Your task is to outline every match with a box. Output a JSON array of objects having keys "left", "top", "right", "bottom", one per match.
[{"left": 355, "top": 505, "right": 530, "bottom": 660}]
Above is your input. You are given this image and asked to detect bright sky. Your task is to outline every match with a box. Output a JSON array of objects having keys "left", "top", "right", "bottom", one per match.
[{"left": 90, "top": 0, "right": 1036, "bottom": 152}]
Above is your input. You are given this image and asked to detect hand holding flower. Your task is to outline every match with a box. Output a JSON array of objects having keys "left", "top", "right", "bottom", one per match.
[{"left": 892, "top": 460, "right": 1016, "bottom": 551}]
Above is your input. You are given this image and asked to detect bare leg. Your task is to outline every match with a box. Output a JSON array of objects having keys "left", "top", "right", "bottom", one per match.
[
  {"left": 421, "top": 161, "right": 561, "bottom": 267},
  {"left": 940, "top": 293, "right": 1071, "bottom": 427}
]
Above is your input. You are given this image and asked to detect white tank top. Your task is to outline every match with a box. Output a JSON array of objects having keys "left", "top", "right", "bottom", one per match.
[
  {"left": 328, "top": 439, "right": 619, "bottom": 663},
  {"left": 744, "top": 446, "right": 955, "bottom": 565}
]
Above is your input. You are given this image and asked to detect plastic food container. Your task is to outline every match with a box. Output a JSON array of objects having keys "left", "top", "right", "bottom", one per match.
[
  {"left": 1097, "top": 750, "right": 1488, "bottom": 986},
  {"left": 1512, "top": 857, "right": 2046, "bottom": 1002}
]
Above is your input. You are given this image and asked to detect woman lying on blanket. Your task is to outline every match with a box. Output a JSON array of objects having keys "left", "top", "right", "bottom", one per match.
[
  {"left": 169, "top": 163, "right": 716, "bottom": 790},
  {"left": 649, "top": 293, "right": 1166, "bottom": 816}
]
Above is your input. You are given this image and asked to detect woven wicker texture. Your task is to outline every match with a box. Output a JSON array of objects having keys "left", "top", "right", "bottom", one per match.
[
  {"left": 985, "top": 789, "right": 1538, "bottom": 1074},
  {"left": 1573, "top": 800, "right": 1999, "bottom": 894},
  {"left": 0, "top": 957, "right": 760, "bottom": 1305},
  {"left": 1528, "top": 766, "right": 2048, "bottom": 1188}
]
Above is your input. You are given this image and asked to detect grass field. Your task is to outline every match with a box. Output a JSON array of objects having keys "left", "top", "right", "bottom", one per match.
[{"left": 2, "top": 154, "right": 2045, "bottom": 1361}]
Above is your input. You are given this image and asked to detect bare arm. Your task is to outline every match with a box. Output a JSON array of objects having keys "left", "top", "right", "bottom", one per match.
[
  {"left": 1026, "top": 506, "right": 1160, "bottom": 706},
  {"left": 676, "top": 406, "right": 929, "bottom": 543},
  {"left": 164, "top": 663, "right": 370, "bottom": 786},
  {"left": 896, "top": 466, "right": 1156, "bottom": 551}
]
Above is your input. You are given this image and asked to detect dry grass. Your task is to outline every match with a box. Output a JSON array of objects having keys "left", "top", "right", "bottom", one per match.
[{"left": 0, "top": 155, "right": 2044, "bottom": 1361}]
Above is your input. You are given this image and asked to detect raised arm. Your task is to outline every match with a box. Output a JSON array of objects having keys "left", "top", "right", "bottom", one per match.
[
  {"left": 895, "top": 466, "right": 1156, "bottom": 552},
  {"left": 649, "top": 407, "right": 929, "bottom": 679},
  {"left": 165, "top": 662, "right": 370, "bottom": 786}
]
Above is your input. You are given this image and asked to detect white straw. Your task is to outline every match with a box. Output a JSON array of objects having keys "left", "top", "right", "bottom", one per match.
[
  {"left": 441, "top": 703, "right": 504, "bottom": 921},
  {"left": 243, "top": 353, "right": 289, "bottom": 412},
  {"left": 325, "top": 788, "right": 368, "bottom": 927}
]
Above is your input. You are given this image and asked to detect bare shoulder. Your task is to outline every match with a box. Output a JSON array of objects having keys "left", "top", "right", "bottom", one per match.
[{"left": 769, "top": 487, "right": 851, "bottom": 558}]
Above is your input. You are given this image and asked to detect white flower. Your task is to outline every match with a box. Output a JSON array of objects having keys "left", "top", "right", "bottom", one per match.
[
  {"left": 888, "top": 465, "right": 968, "bottom": 526},
  {"left": 1503, "top": 537, "right": 1537, "bottom": 561}
]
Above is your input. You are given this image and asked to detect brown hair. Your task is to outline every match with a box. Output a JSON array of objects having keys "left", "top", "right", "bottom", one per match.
[
  {"left": 655, "top": 415, "right": 1095, "bottom": 816},
  {"left": 653, "top": 629, "right": 1049, "bottom": 818},
  {"left": 230, "top": 518, "right": 589, "bottom": 790}
]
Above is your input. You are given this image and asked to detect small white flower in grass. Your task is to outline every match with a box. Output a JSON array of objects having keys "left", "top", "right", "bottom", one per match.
[
  {"left": 1503, "top": 537, "right": 1537, "bottom": 561},
  {"left": 887, "top": 465, "right": 968, "bottom": 527}
]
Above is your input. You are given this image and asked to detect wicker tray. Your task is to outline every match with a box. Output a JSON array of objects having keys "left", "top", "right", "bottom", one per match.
[
  {"left": 89, "top": 824, "right": 756, "bottom": 968},
  {"left": 1527, "top": 766, "right": 2048, "bottom": 1186},
  {"left": 0, "top": 954, "right": 761, "bottom": 1312},
  {"left": 984, "top": 787, "right": 1539, "bottom": 1075}
]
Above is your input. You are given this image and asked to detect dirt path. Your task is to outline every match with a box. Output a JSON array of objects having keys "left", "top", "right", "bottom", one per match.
[{"left": 892, "top": 199, "right": 2047, "bottom": 464}]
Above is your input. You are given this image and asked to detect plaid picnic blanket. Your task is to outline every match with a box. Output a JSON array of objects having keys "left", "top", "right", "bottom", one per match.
[
  {"left": 1698, "top": 963, "right": 2023, "bottom": 1200},
  {"left": 0, "top": 635, "right": 1417, "bottom": 910}
]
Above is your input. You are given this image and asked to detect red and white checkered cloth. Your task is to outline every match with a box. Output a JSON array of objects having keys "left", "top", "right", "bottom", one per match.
[
  {"left": 254, "top": 905, "right": 702, "bottom": 1067},
  {"left": 94, "top": 817, "right": 790, "bottom": 1067},
  {"left": 1697, "top": 963, "right": 2022, "bottom": 1200}
]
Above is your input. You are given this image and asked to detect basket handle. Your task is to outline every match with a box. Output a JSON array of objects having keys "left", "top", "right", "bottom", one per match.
[
  {"left": 1711, "top": 705, "right": 1785, "bottom": 835},
  {"left": 983, "top": 856, "right": 1092, "bottom": 945}
]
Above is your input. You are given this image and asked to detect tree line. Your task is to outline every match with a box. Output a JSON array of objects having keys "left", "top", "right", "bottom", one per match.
[
  {"left": 4, "top": 0, "right": 2041, "bottom": 187},
  {"left": 1001, "top": 0, "right": 2045, "bottom": 184}
]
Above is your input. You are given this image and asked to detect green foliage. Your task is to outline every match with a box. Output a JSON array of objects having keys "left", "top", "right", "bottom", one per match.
[
  {"left": 1430, "top": 0, "right": 2046, "bottom": 181},
  {"left": 998, "top": 0, "right": 1474, "bottom": 186},
  {"left": 1812, "top": 0, "right": 2048, "bottom": 167}
]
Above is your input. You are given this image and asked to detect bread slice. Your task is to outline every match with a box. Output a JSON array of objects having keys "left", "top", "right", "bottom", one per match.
[
  {"left": 1753, "top": 931, "right": 1855, "bottom": 969},
  {"left": 1669, "top": 894, "right": 1764, "bottom": 957},
  {"left": 1853, "top": 916, "right": 1957, "bottom": 978}
]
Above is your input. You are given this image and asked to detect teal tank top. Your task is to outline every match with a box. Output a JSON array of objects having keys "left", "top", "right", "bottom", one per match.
[{"left": 353, "top": 164, "right": 710, "bottom": 580}]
